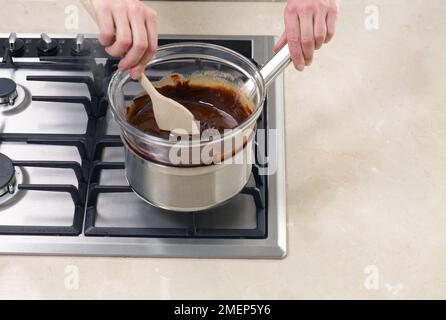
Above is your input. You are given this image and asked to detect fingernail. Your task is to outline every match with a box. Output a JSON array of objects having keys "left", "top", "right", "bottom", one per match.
[
  {"left": 298, "top": 64, "right": 305, "bottom": 71},
  {"left": 130, "top": 69, "right": 137, "bottom": 80},
  {"left": 131, "top": 69, "right": 142, "bottom": 80}
]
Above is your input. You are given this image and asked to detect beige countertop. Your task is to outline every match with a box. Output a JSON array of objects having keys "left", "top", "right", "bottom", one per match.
[{"left": 0, "top": 0, "right": 445, "bottom": 299}]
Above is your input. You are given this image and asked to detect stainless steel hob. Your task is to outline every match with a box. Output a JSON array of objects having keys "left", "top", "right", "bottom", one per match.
[{"left": 0, "top": 34, "right": 286, "bottom": 258}]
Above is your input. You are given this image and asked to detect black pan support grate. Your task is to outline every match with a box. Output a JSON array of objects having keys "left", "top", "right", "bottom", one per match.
[{"left": 0, "top": 37, "right": 269, "bottom": 239}]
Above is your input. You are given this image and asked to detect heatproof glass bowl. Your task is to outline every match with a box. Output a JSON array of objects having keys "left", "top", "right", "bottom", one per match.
[{"left": 107, "top": 42, "right": 266, "bottom": 167}]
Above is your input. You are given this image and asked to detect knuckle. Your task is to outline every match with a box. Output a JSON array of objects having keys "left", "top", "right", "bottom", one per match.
[
  {"left": 148, "top": 45, "right": 157, "bottom": 54},
  {"left": 134, "top": 40, "right": 148, "bottom": 50},
  {"left": 118, "top": 36, "right": 132, "bottom": 48},
  {"left": 146, "top": 44, "right": 157, "bottom": 56},
  {"left": 112, "top": 2, "right": 125, "bottom": 12},
  {"left": 98, "top": 0, "right": 111, "bottom": 12},
  {"left": 289, "top": 47, "right": 302, "bottom": 60},
  {"left": 314, "top": 32, "right": 325, "bottom": 41},
  {"left": 285, "top": 3, "right": 296, "bottom": 15},
  {"left": 316, "top": 0, "right": 328, "bottom": 12},
  {"left": 105, "top": 46, "right": 115, "bottom": 57},
  {"left": 328, "top": 3, "right": 338, "bottom": 14},
  {"left": 287, "top": 34, "right": 300, "bottom": 44},
  {"left": 100, "top": 31, "right": 114, "bottom": 41},
  {"left": 146, "top": 7, "right": 157, "bottom": 20},
  {"left": 128, "top": 1, "right": 143, "bottom": 15},
  {"left": 301, "top": 37, "right": 313, "bottom": 45},
  {"left": 299, "top": 3, "right": 314, "bottom": 15},
  {"left": 315, "top": 35, "right": 325, "bottom": 43}
]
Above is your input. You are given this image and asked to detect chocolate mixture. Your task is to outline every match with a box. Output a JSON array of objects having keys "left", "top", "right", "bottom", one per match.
[{"left": 125, "top": 78, "right": 253, "bottom": 139}]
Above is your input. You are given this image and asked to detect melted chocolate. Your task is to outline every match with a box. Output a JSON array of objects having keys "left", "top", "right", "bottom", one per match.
[{"left": 125, "top": 79, "right": 253, "bottom": 139}]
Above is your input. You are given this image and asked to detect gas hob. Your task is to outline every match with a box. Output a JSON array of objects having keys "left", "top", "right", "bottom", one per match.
[{"left": 0, "top": 33, "right": 286, "bottom": 258}]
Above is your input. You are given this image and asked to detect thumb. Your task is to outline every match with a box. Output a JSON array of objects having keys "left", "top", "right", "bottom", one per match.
[{"left": 130, "top": 65, "right": 144, "bottom": 80}]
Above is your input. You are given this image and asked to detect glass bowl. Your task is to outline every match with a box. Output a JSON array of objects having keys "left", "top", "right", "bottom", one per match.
[{"left": 107, "top": 42, "right": 266, "bottom": 167}]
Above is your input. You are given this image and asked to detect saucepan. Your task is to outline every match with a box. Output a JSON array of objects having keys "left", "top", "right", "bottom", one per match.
[{"left": 107, "top": 42, "right": 290, "bottom": 211}]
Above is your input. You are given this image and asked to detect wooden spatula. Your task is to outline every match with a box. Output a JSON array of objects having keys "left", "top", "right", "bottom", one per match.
[{"left": 80, "top": 0, "right": 199, "bottom": 135}]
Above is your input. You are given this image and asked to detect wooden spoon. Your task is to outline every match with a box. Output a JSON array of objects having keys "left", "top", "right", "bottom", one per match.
[{"left": 80, "top": 0, "right": 199, "bottom": 135}]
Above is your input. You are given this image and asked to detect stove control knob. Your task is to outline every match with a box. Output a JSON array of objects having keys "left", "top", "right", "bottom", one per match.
[
  {"left": 38, "top": 33, "right": 58, "bottom": 56},
  {"left": 71, "top": 34, "right": 91, "bottom": 56},
  {"left": 5, "top": 33, "right": 25, "bottom": 57}
]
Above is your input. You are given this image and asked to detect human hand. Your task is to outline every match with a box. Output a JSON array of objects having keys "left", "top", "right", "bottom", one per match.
[
  {"left": 274, "top": 0, "right": 338, "bottom": 71},
  {"left": 92, "top": 0, "right": 158, "bottom": 79}
]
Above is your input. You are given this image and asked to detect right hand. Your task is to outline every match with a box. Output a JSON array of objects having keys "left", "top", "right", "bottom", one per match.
[
  {"left": 274, "top": 0, "right": 338, "bottom": 71},
  {"left": 92, "top": 0, "right": 158, "bottom": 79}
]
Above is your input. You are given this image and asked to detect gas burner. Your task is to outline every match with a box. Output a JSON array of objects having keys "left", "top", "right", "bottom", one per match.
[
  {"left": 0, "top": 78, "right": 30, "bottom": 112},
  {"left": 0, "top": 153, "right": 23, "bottom": 206},
  {"left": 0, "top": 78, "right": 17, "bottom": 105},
  {"left": 0, "top": 153, "right": 16, "bottom": 198}
]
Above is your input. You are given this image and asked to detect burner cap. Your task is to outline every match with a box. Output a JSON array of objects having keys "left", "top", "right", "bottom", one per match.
[
  {"left": 0, "top": 78, "right": 17, "bottom": 99},
  {"left": 0, "top": 153, "right": 15, "bottom": 192}
]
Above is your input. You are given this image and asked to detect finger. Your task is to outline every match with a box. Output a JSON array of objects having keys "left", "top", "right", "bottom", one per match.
[
  {"left": 273, "top": 32, "right": 287, "bottom": 53},
  {"left": 93, "top": 0, "right": 115, "bottom": 46},
  {"left": 325, "top": 0, "right": 338, "bottom": 43},
  {"left": 285, "top": 9, "right": 305, "bottom": 71},
  {"left": 118, "top": 1, "right": 148, "bottom": 70},
  {"left": 299, "top": 9, "right": 315, "bottom": 66},
  {"left": 130, "top": 48, "right": 154, "bottom": 80},
  {"left": 130, "top": 7, "right": 158, "bottom": 79},
  {"left": 145, "top": 6, "right": 158, "bottom": 59},
  {"left": 314, "top": 8, "right": 327, "bottom": 50},
  {"left": 129, "top": 57, "right": 149, "bottom": 79},
  {"left": 105, "top": 2, "right": 132, "bottom": 59}
]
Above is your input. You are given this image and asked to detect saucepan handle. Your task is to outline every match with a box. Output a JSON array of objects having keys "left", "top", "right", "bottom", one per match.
[{"left": 260, "top": 44, "right": 291, "bottom": 88}]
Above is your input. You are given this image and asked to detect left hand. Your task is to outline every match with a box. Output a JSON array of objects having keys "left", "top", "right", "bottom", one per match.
[
  {"left": 91, "top": 0, "right": 158, "bottom": 80},
  {"left": 274, "top": 0, "right": 338, "bottom": 71}
]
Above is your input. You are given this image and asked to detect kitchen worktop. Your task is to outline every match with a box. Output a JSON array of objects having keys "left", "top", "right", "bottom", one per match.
[{"left": 0, "top": 0, "right": 445, "bottom": 299}]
